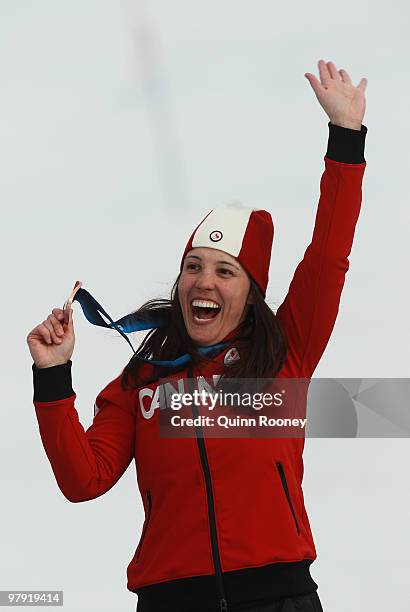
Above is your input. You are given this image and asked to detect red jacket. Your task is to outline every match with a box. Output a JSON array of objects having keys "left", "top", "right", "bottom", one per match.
[{"left": 32, "top": 122, "right": 367, "bottom": 612}]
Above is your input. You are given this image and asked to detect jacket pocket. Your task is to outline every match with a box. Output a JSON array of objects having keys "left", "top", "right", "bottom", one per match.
[
  {"left": 276, "top": 462, "right": 300, "bottom": 535},
  {"left": 136, "top": 490, "right": 152, "bottom": 562}
]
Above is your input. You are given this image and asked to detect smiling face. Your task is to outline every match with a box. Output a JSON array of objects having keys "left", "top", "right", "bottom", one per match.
[{"left": 178, "top": 247, "right": 253, "bottom": 347}]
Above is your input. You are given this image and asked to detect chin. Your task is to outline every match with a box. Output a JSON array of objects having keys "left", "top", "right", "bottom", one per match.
[
  {"left": 191, "top": 333, "right": 219, "bottom": 347},
  {"left": 187, "top": 326, "right": 220, "bottom": 347}
]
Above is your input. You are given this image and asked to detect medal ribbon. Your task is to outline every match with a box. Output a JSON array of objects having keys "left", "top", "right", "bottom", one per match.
[{"left": 69, "top": 287, "right": 228, "bottom": 368}]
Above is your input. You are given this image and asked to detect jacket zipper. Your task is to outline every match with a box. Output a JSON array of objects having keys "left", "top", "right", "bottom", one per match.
[
  {"left": 187, "top": 365, "right": 228, "bottom": 612},
  {"left": 136, "top": 489, "right": 152, "bottom": 561},
  {"left": 276, "top": 462, "right": 300, "bottom": 535}
]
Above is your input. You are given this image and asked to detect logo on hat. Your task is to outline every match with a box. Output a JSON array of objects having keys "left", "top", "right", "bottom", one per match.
[
  {"left": 224, "top": 347, "right": 240, "bottom": 365},
  {"left": 210, "top": 230, "right": 223, "bottom": 242}
]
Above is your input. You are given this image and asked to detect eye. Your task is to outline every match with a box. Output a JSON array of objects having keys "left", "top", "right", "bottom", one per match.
[
  {"left": 185, "top": 262, "right": 200, "bottom": 271},
  {"left": 218, "top": 268, "right": 233, "bottom": 276}
]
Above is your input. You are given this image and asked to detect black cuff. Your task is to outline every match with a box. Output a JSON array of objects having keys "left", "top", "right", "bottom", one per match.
[
  {"left": 32, "top": 360, "right": 75, "bottom": 402},
  {"left": 326, "top": 121, "right": 367, "bottom": 163}
]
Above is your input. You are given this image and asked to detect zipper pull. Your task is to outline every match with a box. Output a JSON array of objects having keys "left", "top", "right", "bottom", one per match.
[{"left": 220, "top": 597, "right": 228, "bottom": 612}]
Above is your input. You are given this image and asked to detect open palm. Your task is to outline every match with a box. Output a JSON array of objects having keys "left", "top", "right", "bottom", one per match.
[{"left": 305, "top": 60, "right": 367, "bottom": 129}]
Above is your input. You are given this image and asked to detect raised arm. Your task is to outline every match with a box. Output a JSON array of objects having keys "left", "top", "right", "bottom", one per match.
[
  {"left": 32, "top": 361, "right": 136, "bottom": 503},
  {"left": 276, "top": 60, "right": 368, "bottom": 377}
]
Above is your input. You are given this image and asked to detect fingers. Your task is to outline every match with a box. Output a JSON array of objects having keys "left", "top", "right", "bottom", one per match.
[
  {"left": 63, "top": 306, "right": 73, "bottom": 327},
  {"left": 27, "top": 306, "right": 74, "bottom": 354},
  {"left": 318, "top": 59, "right": 332, "bottom": 87},
  {"left": 308, "top": 60, "right": 338, "bottom": 92},
  {"left": 52, "top": 308, "right": 65, "bottom": 320},
  {"left": 339, "top": 68, "right": 352, "bottom": 85},
  {"left": 48, "top": 313, "right": 65, "bottom": 336},
  {"left": 325, "top": 61, "right": 340, "bottom": 81},
  {"left": 41, "top": 312, "right": 66, "bottom": 345},
  {"left": 304, "top": 72, "right": 322, "bottom": 92},
  {"left": 311, "top": 60, "right": 366, "bottom": 91},
  {"left": 42, "top": 318, "right": 62, "bottom": 345},
  {"left": 53, "top": 306, "right": 69, "bottom": 327},
  {"left": 37, "top": 322, "right": 54, "bottom": 345},
  {"left": 317, "top": 60, "right": 352, "bottom": 85}
]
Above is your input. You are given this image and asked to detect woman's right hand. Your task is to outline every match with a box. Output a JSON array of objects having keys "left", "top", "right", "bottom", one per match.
[{"left": 27, "top": 307, "right": 75, "bottom": 369}]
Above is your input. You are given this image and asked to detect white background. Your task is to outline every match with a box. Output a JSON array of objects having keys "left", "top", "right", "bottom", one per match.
[{"left": 1, "top": 1, "right": 409, "bottom": 610}]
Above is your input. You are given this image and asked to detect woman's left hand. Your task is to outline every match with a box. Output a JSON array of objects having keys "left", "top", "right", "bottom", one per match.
[{"left": 304, "top": 59, "right": 368, "bottom": 130}]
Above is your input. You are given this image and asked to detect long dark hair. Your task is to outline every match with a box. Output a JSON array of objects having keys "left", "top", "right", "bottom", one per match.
[{"left": 120, "top": 273, "right": 287, "bottom": 392}]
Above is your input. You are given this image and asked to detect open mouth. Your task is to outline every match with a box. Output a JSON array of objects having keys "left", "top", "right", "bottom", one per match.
[{"left": 191, "top": 299, "right": 222, "bottom": 321}]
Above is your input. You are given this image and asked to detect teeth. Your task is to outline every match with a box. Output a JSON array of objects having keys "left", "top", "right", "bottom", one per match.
[{"left": 192, "top": 300, "right": 221, "bottom": 309}]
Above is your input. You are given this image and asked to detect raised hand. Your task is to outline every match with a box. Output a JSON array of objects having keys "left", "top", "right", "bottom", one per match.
[
  {"left": 304, "top": 59, "right": 367, "bottom": 130},
  {"left": 27, "top": 307, "right": 75, "bottom": 369}
]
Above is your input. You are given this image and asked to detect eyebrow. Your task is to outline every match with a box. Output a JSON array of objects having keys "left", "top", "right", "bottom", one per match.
[{"left": 185, "top": 255, "right": 240, "bottom": 270}]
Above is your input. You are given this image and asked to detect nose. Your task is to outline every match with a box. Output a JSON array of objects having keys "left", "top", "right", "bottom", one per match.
[{"left": 194, "top": 269, "right": 216, "bottom": 291}]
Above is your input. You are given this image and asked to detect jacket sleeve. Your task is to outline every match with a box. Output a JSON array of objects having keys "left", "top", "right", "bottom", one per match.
[
  {"left": 275, "top": 121, "right": 368, "bottom": 378},
  {"left": 32, "top": 360, "right": 136, "bottom": 503}
]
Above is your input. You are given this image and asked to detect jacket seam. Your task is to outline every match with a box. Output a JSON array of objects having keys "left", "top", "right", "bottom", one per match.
[{"left": 34, "top": 393, "right": 76, "bottom": 406}]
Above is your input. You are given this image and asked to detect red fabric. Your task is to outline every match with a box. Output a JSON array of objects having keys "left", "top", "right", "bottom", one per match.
[
  {"left": 33, "top": 155, "right": 366, "bottom": 592},
  {"left": 237, "top": 209, "right": 273, "bottom": 297}
]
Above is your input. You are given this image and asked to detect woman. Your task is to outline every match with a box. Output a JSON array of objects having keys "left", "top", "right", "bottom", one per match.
[{"left": 27, "top": 59, "right": 368, "bottom": 612}]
